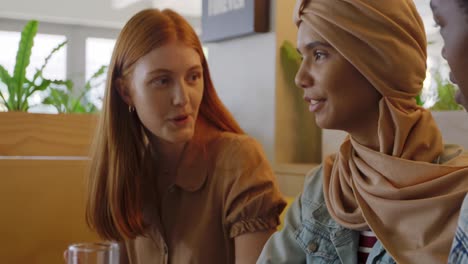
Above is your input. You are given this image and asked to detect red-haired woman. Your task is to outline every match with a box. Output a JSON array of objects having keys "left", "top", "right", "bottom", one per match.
[{"left": 85, "top": 9, "right": 285, "bottom": 264}]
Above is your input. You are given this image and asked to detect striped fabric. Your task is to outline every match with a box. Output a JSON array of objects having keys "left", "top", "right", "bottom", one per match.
[{"left": 358, "top": 230, "right": 378, "bottom": 264}]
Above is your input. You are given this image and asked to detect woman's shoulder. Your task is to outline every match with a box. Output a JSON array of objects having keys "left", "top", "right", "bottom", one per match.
[
  {"left": 212, "top": 132, "right": 258, "bottom": 147},
  {"left": 301, "top": 165, "right": 326, "bottom": 207},
  {"left": 208, "top": 132, "right": 266, "bottom": 166},
  {"left": 299, "top": 165, "right": 345, "bottom": 229}
]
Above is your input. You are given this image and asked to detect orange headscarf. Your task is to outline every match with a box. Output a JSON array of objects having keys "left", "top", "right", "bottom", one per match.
[{"left": 294, "top": 0, "right": 468, "bottom": 263}]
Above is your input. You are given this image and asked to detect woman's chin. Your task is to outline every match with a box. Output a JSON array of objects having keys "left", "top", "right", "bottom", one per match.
[
  {"left": 158, "top": 129, "right": 194, "bottom": 145},
  {"left": 172, "top": 133, "right": 194, "bottom": 144},
  {"left": 316, "top": 121, "right": 336, "bottom": 131},
  {"left": 315, "top": 115, "right": 334, "bottom": 130}
]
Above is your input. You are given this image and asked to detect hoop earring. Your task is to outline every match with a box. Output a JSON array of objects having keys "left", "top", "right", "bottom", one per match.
[{"left": 128, "top": 105, "right": 135, "bottom": 113}]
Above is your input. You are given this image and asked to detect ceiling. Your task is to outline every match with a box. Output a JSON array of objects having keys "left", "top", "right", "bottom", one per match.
[
  {"left": 152, "top": 0, "right": 201, "bottom": 17},
  {"left": 112, "top": 0, "right": 201, "bottom": 17},
  {"left": 110, "top": 0, "right": 437, "bottom": 37}
]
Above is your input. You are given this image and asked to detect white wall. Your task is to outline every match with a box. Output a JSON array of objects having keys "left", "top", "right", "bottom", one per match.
[
  {"left": 0, "top": 0, "right": 152, "bottom": 28},
  {"left": 205, "top": 1, "right": 277, "bottom": 161},
  {"left": 205, "top": 0, "right": 322, "bottom": 164},
  {"left": 206, "top": 32, "right": 276, "bottom": 161},
  {"left": 0, "top": 0, "right": 201, "bottom": 30}
]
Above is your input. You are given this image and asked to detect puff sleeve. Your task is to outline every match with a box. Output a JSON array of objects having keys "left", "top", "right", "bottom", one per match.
[{"left": 218, "top": 136, "right": 287, "bottom": 238}]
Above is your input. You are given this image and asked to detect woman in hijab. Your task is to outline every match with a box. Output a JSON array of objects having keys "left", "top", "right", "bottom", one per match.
[{"left": 257, "top": 0, "right": 468, "bottom": 263}]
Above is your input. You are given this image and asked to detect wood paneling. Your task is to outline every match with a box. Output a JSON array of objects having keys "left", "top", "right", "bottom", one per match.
[
  {"left": 273, "top": 163, "right": 318, "bottom": 197},
  {"left": 0, "top": 112, "right": 98, "bottom": 157},
  {"left": 0, "top": 112, "right": 100, "bottom": 263},
  {"left": 0, "top": 159, "right": 99, "bottom": 264}
]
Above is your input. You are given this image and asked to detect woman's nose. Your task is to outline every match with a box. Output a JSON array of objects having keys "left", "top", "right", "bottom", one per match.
[
  {"left": 173, "top": 82, "right": 189, "bottom": 106},
  {"left": 295, "top": 62, "right": 314, "bottom": 89}
]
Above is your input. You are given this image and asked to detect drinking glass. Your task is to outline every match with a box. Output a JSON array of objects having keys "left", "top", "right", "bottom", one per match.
[{"left": 67, "top": 242, "right": 119, "bottom": 264}]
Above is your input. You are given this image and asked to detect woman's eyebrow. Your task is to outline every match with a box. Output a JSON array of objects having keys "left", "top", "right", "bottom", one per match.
[{"left": 297, "top": 41, "right": 332, "bottom": 54}]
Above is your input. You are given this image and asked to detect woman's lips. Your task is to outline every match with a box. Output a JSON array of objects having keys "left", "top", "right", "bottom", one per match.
[
  {"left": 304, "top": 97, "right": 325, "bottom": 112},
  {"left": 170, "top": 114, "right": 191, "bottom": 126}
]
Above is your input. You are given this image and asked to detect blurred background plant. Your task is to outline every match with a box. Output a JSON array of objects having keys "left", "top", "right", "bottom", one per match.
[
  {"left": 0, "top": 20, "right": 107, "bottom": 113},
  {"left": 42, "top": 65, "right": 107, "bottom": 113},
  {"left": 280, "top": 40, "right": 304, "bottom": 119},
  {"left": 417, "top": 71, "right": 463, "bottom": 110},
  {"left": 280, "top": 40, "right": 301, "bottom": 98},
  {"left": 280, "top": 40, "right": 322, "bottom": 162}
]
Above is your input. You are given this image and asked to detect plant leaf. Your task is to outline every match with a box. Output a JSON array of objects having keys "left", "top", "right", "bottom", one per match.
[
  {"left": 84, "top": 65, "right": 108, "bottom": 89},
  {"left": 430, "top": 72, "right": 463, "bottom": 111},
  {"left": 67, "top": 65, "right": 107, "bottom": 113},
  {"left": 0, "top": 65, "right": 12, "bottom": 87},
  {"left": 415, "top": 94, "right": 423, "bottom": 106},
  {"left": 73, "top": 103, "right": 85, "bottom": 113},
  {"left": 88, "top": 65, "right": 108, "bottom": 81},
  {"left": 0, "top": 91, "right": 7, "bottom": 110},
  {"left": 46, "top": 88, "right": 67, "bottom": 113},
  {"left": 27, "top": 79, "right": 51, "bottom": 97},
  {"left": 32, "top": 40, "right": 68, "bottom": 84},
  {"left": 281, "top": 40, "right": 301, "bottom": 64},
  {"left": 13, "top": 20, "right": 38, "bottom": 110},
  {"left": 0, "top": 66, "right": 12, "bottom": 108},
  {"left": 48, "top": 79, "right": 73, "bottom": 90},
  {"left": 19, "top": 81, "right": 33, "bottom": 111},
  {"left": 0, "top": 66, "right": 16, "bottom": 110},
  {"left": 7, "top": 82, "right": 17, "bottom": 109}
]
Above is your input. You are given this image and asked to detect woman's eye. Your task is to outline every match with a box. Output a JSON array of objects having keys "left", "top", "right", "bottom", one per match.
[
  {"left": 188, "top": 72, "right": 202, "bottom": 83},
  {"left": 314, "top": 51, "right": 327, "bottom": 61},
  {"left": 152, "top": 77, "right": 170, "bottom": 87}
]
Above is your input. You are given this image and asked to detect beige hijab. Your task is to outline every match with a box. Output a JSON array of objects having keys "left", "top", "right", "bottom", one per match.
[{"left": 294, "top": 0, "right": 468, "bottom": 263}]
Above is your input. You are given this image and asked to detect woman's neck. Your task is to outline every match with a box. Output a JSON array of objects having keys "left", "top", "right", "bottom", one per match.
[
  {"left": 151, "top": 137, "right": 187, "bottom": 174},
  {"left": 351, "top": 131, "right": 380, "bottom": 151},
  {"left": 348, "top": 111, "right": 380, "bottom": 152}
]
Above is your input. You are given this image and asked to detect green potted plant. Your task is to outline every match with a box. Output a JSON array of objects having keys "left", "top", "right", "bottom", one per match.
[
  {"left": 0, "top": 19, "right": 103, "bottom": 157},
  {"left": 42, "top": 65, "right": 107, "bottom": 113},
  {"left": 0, "top": 20, "right": 60, "bottom": 112},
  {"left": 0, "top": 20, "right": 106, "bottom": 113}
]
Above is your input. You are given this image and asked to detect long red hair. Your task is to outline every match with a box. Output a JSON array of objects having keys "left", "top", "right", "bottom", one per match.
[{"left": 86, "top": 8, "right": 243, "bottom": 241}]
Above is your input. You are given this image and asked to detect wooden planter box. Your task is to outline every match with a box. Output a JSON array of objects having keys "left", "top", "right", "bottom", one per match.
[
  {"left": 0, "top": 112, "right": 100, "bottom": 264},
  {"left": 0, "top": 112, "right": 98, "bottom": 156}
]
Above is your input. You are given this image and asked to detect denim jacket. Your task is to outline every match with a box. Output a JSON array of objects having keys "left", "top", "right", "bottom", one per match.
[
  {"left": 257, "top": 166, "right": 396, "bottom": 264},
  {"left": 448, "top": 194, "right": 468, "bottom": 263}
]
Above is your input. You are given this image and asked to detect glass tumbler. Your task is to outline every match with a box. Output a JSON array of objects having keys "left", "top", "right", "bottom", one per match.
[{"left": 67, "top": 242, "right": 119, "bottom": 264}]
